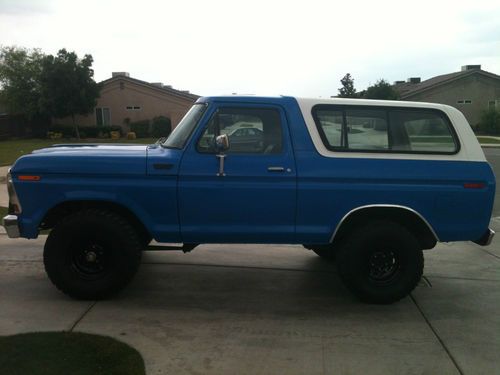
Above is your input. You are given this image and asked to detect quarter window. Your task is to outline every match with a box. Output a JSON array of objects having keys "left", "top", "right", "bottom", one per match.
[
  {"left": 197, "top": 108, "right": 282, "bottom": 154},
  {"left": 313, "top": 105, "right": 458, "bottom": 154}
]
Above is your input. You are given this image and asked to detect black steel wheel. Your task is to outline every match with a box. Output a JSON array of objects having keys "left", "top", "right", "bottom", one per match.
[
  {"left": 44, "top": 209, "right": 142, "bottom": 300},
  {"left": 336, "top": 220, "right": 423, "bottom": 304}
]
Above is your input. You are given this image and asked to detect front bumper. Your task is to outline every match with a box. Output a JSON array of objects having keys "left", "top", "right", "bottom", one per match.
[
  {"left": 473, "top": 228, "right": 495, "bottom": 246},
  {"left": 2, "top": 215, "right": 20, "bottom": 238}
]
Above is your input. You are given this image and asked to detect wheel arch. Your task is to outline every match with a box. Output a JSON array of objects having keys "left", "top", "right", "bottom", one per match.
[
  {"left": 40, "top": 200, "right": 152, "bottom": 246},
  {"left": 330, "top": 205, "right": 439, "bottom": 250}
]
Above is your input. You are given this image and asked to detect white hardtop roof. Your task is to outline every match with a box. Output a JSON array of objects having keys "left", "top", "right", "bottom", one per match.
[{"left": 294, "top": 97, "right": 452, "bottom": 111}]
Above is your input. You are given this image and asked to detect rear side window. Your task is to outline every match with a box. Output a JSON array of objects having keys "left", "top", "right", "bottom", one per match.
[
  {"left": 390, "top": 110, "right": 457, "bottom": 153},
  {"left": 312, "top": 105, "right": 458, "bottom": 154},
  {"left": 346, "top": 109, "right": 389, "bottom": 150}
]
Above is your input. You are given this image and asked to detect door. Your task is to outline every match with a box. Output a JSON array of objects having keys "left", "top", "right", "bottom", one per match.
[{"left": 178, "top": 103, "right": 297, "bottom": 243}]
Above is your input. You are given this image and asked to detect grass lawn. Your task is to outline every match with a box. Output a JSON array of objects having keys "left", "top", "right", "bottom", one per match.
[
  {"left": 477, "top": 136, "right": 500, "bottom": 144},
  {"left": 0, "top": 138, "right": 157, "bottom": 166},
  {"left": 0, "top": 332, "right": 145, "bottom": 375}
]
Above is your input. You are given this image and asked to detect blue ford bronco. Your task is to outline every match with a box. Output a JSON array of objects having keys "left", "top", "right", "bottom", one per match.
[{"left": 3, "top": 96, "right": 496, "bottom": 303}]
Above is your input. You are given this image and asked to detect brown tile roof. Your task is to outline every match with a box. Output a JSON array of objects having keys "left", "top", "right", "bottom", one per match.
[
  {"left": 100, "top": 75, "right": 200, "bottom": 101},
  {"left": 394, "top": 69, "right": 500, "bottom": 99}
]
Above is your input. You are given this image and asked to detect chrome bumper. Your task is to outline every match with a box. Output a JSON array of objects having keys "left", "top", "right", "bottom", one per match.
[
  {"left": 473, "top": 228, "right": 495, "bottom": 246},
  {"left": 2, "top": 215, "right": 20, "bottom": 238}
]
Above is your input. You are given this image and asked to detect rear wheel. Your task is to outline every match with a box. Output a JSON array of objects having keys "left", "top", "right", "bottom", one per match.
[
  {"left": 336, "top": 220, "right": 423, "bottom": 304},
  {"left": 44, "top": 209, "right": 142, "bottom": 300}
]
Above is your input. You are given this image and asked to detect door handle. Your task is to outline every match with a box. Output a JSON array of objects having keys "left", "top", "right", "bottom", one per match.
[{"left": 267, "top": 166, "right": 285, "bottom": 172}]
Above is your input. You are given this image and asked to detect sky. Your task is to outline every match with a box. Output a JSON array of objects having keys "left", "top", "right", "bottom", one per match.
[{"left": 1, "top": 0, "right": 499, "bottom": 97}]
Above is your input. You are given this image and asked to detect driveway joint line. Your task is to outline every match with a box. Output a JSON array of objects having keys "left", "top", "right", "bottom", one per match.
[
  {"left": 68, "top": 301, "right": 97, "bottom": 332},
  {"left": 425, "top": 274, "right": 500, "bottom": 282},
  {"left": 468, "top": 241, "right": 500, "bottom": 260},
  {"left": 421, "top": 275, "right": 433, "bottom": 287},
  {"left": 410, "top": 294, "right": 464, "bottom": 375}
]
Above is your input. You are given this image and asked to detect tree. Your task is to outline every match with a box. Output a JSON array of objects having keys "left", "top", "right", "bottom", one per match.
[
  {"left": 338, "top": 73, "right": 358, "bottom": 98},
  {"left": 363, "top": 79, "right": 400, "bottom": 100},
  {"left": 477, "top": 108, "right": 500, "bottom": 135},
  {"left": 40, "top": 49, "right": 100, "bottom": 138},
  {"left": 0, "top": 46, "right": 45, "bottom": 119}
]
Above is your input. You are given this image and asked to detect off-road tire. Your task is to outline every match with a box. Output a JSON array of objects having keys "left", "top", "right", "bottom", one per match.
[
  {"left": 336, "top": 220, "right": 423, "bottom": 304},
  {"left": 43, "top": 209, "right": 142, "bottom": 300}
]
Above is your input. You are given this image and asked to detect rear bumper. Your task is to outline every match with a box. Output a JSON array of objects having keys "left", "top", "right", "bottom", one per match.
[
  {"left": 2, "top": 215, "right": 20, "bottom": 238},
  {"left": 473, "top": 228, "right": 495, "bottom": 246}
]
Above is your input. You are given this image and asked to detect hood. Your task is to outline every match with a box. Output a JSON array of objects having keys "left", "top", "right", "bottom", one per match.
[{"left": 11, "top": 144, "right": 149, "bottom": 176}]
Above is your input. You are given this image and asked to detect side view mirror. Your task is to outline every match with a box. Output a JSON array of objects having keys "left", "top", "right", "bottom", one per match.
[{"left": 215, "top": 134, "right": 230, "bottom": 153}]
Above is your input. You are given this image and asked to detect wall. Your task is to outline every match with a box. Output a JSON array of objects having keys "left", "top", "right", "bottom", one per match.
[
  {"left": 404, "top": 74, "right": 500, "bottom": 126},
  {"left": 53, "top": 78, "right": 197, "bottom": 130}
]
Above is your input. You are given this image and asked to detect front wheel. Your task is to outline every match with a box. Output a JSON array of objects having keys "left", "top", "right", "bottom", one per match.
[
  {"left": 44, "top": 209, "right": 142, "bottom": 300},
  {"left": 336, "top": 220, "right": 423, "bottom": 304}
]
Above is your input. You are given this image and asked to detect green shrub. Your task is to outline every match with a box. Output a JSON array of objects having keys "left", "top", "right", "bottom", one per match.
[
  {"left": 83, "top": 127, "right": 99, "bottom": 138},
  {"left": 478, "top": 109, "right": 500, "bottom": 135},
  {"left": 130, "top": 120, "right": 150, "bottom": 138},
  {"left": 151, "top": 116, "right": 172, "bottom": 138},
  {"left": 48, "top": 125, "right": 75, "bottom": 138},
  {"left": 98, "top": 125, "right": 122, "bottom": 138}
]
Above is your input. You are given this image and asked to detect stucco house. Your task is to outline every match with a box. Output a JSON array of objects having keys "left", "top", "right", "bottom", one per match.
[
  {"left": 394, "top": 65, "right": 500, "bottom": 126},
  {"left": 54, "top": 72, "right": 199, "bottom": 131}
]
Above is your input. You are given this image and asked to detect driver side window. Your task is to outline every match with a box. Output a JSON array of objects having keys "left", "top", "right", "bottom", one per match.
[{"left": 197, "top": 107, "right": 282, "bottom": 154}]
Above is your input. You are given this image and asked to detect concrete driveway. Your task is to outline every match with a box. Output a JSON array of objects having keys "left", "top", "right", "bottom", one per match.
[
  {"left": 1, "top": 219, "right": 499, "bottom": 375},
  {"left": 1, "top": 150, "right": 499, "bottom": 374}
]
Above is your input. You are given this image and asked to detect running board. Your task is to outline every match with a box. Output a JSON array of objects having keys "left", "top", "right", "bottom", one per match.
[{"left": 145, "top": 244, "right": 198, "bottom": 253}]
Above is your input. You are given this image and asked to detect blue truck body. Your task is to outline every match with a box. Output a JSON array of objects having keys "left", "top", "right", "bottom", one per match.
[
  {"left": 9, "top": 95, "right": 495, "bottom": 245},
  {"left": 4, "top": 95, "right": 496, "bottom": 303}
]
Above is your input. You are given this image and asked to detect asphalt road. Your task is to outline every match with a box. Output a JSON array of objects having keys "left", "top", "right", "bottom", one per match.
[{"left": 484, "top": 148, "right": 500, "bottom": 217}]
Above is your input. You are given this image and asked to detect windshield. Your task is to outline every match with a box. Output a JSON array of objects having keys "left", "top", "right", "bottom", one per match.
[{"left": 162, "top": 103, "right": 207, "bottom": 149}]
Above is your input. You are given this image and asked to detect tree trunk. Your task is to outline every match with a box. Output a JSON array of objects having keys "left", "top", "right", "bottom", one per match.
[{"left": 72, "top": 115, "right": 80, "bottom": 140}]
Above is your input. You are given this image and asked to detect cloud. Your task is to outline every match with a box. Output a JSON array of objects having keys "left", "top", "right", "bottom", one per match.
[
  {"left": 0, "top": 0, "right": 499, "bottom": 96},
  {"left": 0, "top": 0, "right": 53, "bottom": 15}
]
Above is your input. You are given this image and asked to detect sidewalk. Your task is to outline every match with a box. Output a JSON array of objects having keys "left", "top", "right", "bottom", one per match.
[
  {"left": 1, "top": 166, "right": 10, "bottom": 209},
  {"left": 0, "top": 228, "right": 499, "bottom": 375},
  {"left": 0, "top": 166, "right": 9, "bottom": 184}
]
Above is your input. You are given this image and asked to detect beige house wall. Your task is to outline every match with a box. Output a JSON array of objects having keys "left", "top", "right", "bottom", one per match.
[
  {"left": 54, "top": 78, "right": 197, "bottom": 130},
  {"left": 403, "top": 74, "right": 500, "bottom": 126}
]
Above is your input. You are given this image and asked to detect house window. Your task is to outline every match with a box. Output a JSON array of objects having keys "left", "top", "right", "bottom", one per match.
[
  {"left": 96, "top": 107, "right": 110, "bottom": 126},
  {"left": 457, "top": 99, "right": 472, "bottom": 105},
  {"left": 126, "top": 106, "right": 142, "bottom": 111},
  {"left": 464, "top": 100, "right": 472, "bottom": 104},
  {"left": 489, "top": 100, "right": 500, "bottom": 110}
]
